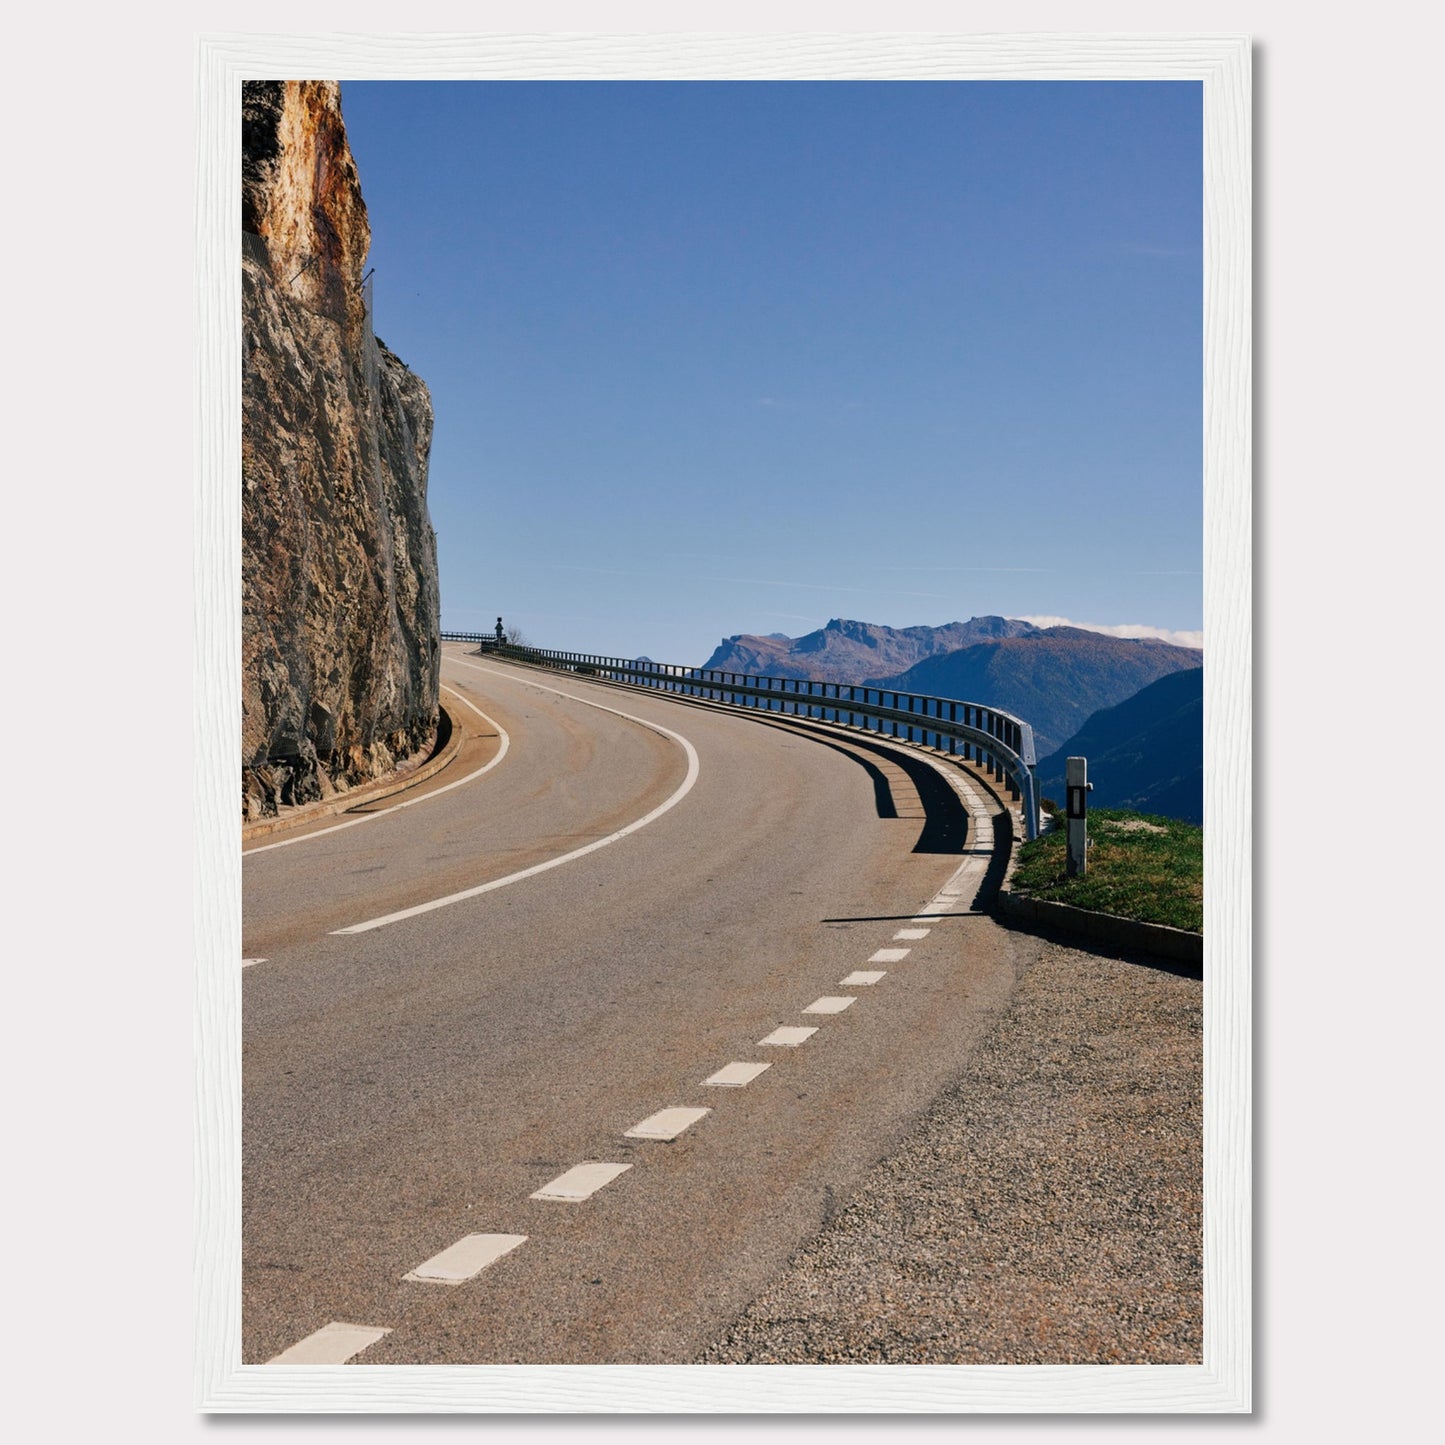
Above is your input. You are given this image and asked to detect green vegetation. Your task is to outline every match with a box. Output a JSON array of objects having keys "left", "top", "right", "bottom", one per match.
[{"left": 1010, "top": 808, "right": 1203, "bottom": 933}]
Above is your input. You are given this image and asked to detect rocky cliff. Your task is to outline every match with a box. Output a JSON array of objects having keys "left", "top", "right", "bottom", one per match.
[{"left": 241, "top": 81, "right": 440, "bottom": 819}]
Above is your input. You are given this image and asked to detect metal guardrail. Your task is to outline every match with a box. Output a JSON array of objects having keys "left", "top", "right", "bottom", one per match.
[
  {"left": 443, "top": 635, "right": 1041, "bottom": 840},
  {"left": 441, "top": 631, "right": 504, "bottom": 646}
]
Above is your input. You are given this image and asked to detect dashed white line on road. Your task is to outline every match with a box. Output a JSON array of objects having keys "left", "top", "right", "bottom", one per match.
[
  {"left": 869, "top": 948, "right": 911, "bottom": 964},
  {"left": 703, "top": 1061, "right": 772, "bottom": 1087},
  {"left": 893, "top": 927, "right": 930, "bottom": 940},
  {"left": 403, "top": 1233, "right": 527, "bottom": 1285},
  {"left": 331, "top": 668, "right": 701, "bottom": 935},
  {"left": 530, "top": 1162, "right": 632, "bottom": 1202},
  {"left": 244, "top": 684, "right": 510, "bottom": 856},
  {"left": 624, "top": 1107, "right": 711, "bottom": 1140},
  {"left": 266, "top": 1322, "right": 391, "bottom": 1365},
  {"left": 759, "top": 1026, "right": 818, "bottom": 1047},
  {"left": 840, "top": 970, "right": 886, "bottom": 986},
  {"left": 803, "top": 996, "right": 857, "bottom": 1014}
]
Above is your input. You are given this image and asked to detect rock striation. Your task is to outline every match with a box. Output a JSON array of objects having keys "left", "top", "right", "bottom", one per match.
[{"left": 241, "top": 81, "right": 440, "bottom": 820}]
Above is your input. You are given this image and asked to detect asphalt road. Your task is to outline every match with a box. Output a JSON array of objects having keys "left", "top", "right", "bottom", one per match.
[{"left": 243, "top": 646, "right": 1025, "bottom": 1365}]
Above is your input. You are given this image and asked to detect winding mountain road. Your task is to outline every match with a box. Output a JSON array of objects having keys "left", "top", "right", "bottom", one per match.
[{"left": 243, "top": 645, "right": 1025, "bottom": 1365}]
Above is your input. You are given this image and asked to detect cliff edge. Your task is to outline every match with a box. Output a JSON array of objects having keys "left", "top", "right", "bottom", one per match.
[{"left": 241, "top": 81, "right": 440, "bottom": 820}]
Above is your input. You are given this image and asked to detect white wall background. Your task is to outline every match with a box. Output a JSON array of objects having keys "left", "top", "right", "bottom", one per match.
[{"left": 3, "top": 2, "right": 1435, "bottom": 1440}]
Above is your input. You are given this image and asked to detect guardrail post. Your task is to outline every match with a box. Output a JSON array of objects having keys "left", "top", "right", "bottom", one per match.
[
  {"left": 1066, "top": 756, "right": 1092, "bottom": 877},
  {"left": 1021, "top": 765, "right": 1040, "bottom": 841}
]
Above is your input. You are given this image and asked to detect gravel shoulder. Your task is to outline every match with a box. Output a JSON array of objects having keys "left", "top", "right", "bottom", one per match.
[{"left": 700, "top": 930, "right": 1202, "bottom": 1365}]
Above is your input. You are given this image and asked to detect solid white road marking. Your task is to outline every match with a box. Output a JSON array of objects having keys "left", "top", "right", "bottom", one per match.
[
  {"left": 242, "top": 958, "right": 266, "bottom": 968},
  {"left": 869, "top": 948, "right": 911, "bottom": 964},
  {"left": 840, "top": 970, "right": 886, "bottom": 986},
  {"left": 244, "top": 683, "right": 511, "bottom": 856},
  {"left": 624, "top": 1106, "right": 711, "bottom": 1140},
  {"left": 803, "top": 996, "right": 856, "bottom": 1014},
  {"left": 403, "top": 1233, "right": 527, "bottom": 1285},
  {"left": 893, "top": 927, "right": 930, "bottom": 940},
  {"left": 759, "top": 1026, "right": 818, "bottom": 1047},
  {"left": 266, "top": 1322, "right": 391, "bottom": 1365},
  {"left": 331, "top": 667, "right": 701, "bottom": 935},
  {"left": 531, "top": 1162, "right": 632, "bottom": 1202},
  {"left": 703, "top": 1061, "right": 772, "bottom": 1087}
]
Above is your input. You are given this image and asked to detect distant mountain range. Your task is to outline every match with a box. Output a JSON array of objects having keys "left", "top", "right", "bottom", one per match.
[
  {"left": 1036, "top": 667, "right": 1203, "bottom": 824},
  {"left": 700, "top": 617, "right": 1202, "bottom": 759},
  {"left": 700, "top": 616, "right": 1040, "bottom": 682},
  {"left": 875, "top": 626, "right": 1202, "bottom": 758}
]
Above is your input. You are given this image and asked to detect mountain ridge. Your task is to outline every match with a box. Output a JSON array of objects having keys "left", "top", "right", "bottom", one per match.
[
  {"left": 876, "top": 632, "right": 1202, "bottom": 758},
  {"left": 1036, "top": 667, "right": 1203, "bottom": 824},
  {"left": 698, "top": 616, "right": 1201, "bottom": 760},
  {"left": 700, "top": 616, "right": 1040, "bottom": 681}
]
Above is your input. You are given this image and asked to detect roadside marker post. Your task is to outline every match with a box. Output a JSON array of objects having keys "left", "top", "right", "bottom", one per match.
[{"left": 1066, "top": 756, "right": 1093, "bottom": 878}]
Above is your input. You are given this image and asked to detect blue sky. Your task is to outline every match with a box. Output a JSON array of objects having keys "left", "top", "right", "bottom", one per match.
[{"left": 341, "top": 80, "right": 1202, "bottom": 664}]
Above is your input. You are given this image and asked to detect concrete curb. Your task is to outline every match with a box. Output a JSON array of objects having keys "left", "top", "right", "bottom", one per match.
[
  {"left": 241, "top": 704, "right": 461, "bottom": 843},
  {"left": 994, "top": 889, "right": 1203, "bottom": 967}
]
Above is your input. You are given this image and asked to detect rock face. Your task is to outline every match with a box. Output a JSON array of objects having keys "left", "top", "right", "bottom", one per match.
[{"left": 241, "top": 81, "right": 440, "bottom": 819}]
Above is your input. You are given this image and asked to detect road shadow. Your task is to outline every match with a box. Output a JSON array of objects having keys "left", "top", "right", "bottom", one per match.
[
  {"left": 822, "top": 912, "right": 993, "bottom": 923},
  {"left": 833, "top": 743, "right": 898, "bottom": 820},
  {"left": 728, "top": 711, "right": 973, "bottom": 856},
  {"left": 975, "top": 801, "right": 1014, "bottom": 908},
  {"left": 615, "top": 687, "right": 1003, "bottom": 860},
  {"left": 993, "top": 911, "right": 1205, "bottom": 981}
]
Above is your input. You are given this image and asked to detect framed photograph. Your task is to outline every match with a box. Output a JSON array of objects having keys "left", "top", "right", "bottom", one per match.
[{"left": 198, "top": 31, "right": 1249, "bottom": 1413}]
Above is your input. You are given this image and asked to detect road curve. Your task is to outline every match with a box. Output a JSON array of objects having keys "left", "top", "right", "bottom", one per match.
[
  {"left": 242, "top": 653, "right": 688, "bottom": 953},
  {"left": 243, "top": 646, "right": 1024, "bottom": 1364}
]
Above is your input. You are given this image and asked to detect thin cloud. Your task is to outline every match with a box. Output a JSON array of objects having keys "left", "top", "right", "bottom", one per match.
[
  {"left": 1019, "top": 615, "right": 1203, "bottom": 649},
  {"left": 706, "top": 575, "right": 950, "bottom": 601},
  {"left": 540, "top": 563, "right": 640, "bottom": 578},
  {"left": 873, "top": 563, "right": 1055, "bottom": 575},
  {"left": 1113, "top": 242, "right": 1200, "bottom": 258},
  {"left": 537, "top": 561, "right": 949, "bottom": 601}
]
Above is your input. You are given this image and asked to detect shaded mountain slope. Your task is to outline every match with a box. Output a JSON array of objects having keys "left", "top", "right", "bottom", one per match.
[
  {"left": 1036, "top": 667, "right": 1204, "bottom": 824},
  {"left": 877, "top": 628, "right": 1202, "bottom": 757}
]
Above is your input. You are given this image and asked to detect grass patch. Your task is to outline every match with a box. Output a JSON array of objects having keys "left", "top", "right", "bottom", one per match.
[{"left": 1010, "top": 808, "right": 1203, "bottom": 933}]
